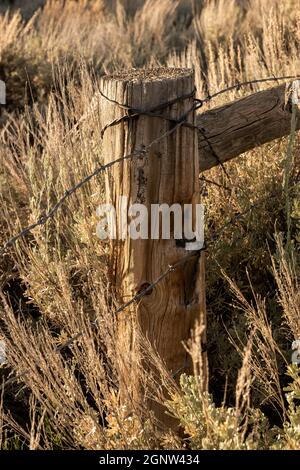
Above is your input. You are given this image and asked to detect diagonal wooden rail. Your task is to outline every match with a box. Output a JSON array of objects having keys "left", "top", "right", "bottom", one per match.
[{"left": 198, "top": 81, "right": 300, "bottom": 172}]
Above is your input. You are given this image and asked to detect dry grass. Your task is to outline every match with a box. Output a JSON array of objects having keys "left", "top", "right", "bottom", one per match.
[{"left": 0, "top": 0, "right": 300, "bottom": 450}]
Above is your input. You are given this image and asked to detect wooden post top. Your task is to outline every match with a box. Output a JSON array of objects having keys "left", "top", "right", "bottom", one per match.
[
  {"left": 101, "top": 67, "right": 193, "bottom": 83},
  {"left": 100, "top": 68, "right": 195, "bottom": 112}
]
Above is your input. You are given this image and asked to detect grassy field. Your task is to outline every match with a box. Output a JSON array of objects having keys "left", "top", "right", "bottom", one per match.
[{"left": 0, "top": 0, "right": 300, "bottom": 450}]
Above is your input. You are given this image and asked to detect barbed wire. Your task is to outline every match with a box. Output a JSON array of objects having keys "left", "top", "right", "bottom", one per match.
[
  {"left": 200, "top": 175, "right": 231, "bottom": 192},
  {"left": 1, "top": 73, "right": 300, "bottom": 389},
  {"left": 55, "top": 251, "right": 200, "bottom": 352},
  {"left": 98, "top": 75, "right": 300, "bottom": 137},
  {"left": 64, "top": 74, "right": 300, "bottom": 143},
  {"left": 64, "top": 74, "right": 300, "bottom": 182},
  {"left": 1, "top": 185, "right": 284, "bottom": 390},
  {"left": 57, "top": 189, "right": 278, "bottom": 353},
  {"left": 201, "top": 74, "right": 300, "bottom": 105},
  {"left": 0, "top": 88, "right": 200, "bottom": 389},
  {"left": 54, "top": 176, "right": 299, "bottom": 354},
  {"left": 0, "top": 93, "right": 198, "bottom": 257},
  {"left": 2, "top": 74, "right": 299, "bottom": 257},
  {"left": 99, "top": 88, "right": 200, "bottom": 138},
  {"left": 1, "top": 252, "right": 201, "bottom": 389},
  {"left": 197, "top": 125, "right": 230, "bottom": 178}
]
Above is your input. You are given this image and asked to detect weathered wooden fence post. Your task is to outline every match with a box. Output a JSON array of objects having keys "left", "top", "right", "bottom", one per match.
[{"left": 99, "top": 68, "right": 207, "bottom": 420}]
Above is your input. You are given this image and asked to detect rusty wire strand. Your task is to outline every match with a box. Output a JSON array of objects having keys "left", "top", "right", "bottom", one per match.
[
  {"left": 200, "top": 176, "right": 231, "bottom": 192},
  {"left": 100, "top": 74, "right": 300, "bottom": 175},
  {"left": 1, "top": 186, "right": 284, "bottom": 390},
  {"left": 99, "top": 88, "right": 198, "bottom": 137},
  {"left": 66, "top": 74, "right": 300, "bottom": 142},
  {"left": 1, "top": 74, "right": 300, "bottom": 389},
  {"left": 1, "top": 252, "right": 200, "bottom": 389},
  {"left": 201, "top": 75, "right": 300, "bottom": 104},
  {"left": 3, "top": 73, "right": 298, "bottom": 258},
  {"left": 0, "top": 94, "right": 197, "bottom": 257},
  {"left": 100, "top": 93, "right": 226, "bottom": 177},
  {"left": 3, "top": 176, "right": 298, "bottom": 389},
  {"left": 55, "top": 251, "right": 199, "bottom": 352}
]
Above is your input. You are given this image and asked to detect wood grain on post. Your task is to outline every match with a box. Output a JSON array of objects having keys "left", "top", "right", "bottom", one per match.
[
  {"left": 99, "top": 68, "right": 207, "bottom": 419},
  {"left": 198, "top": 82, "right": 300, "bottom": 172}
]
